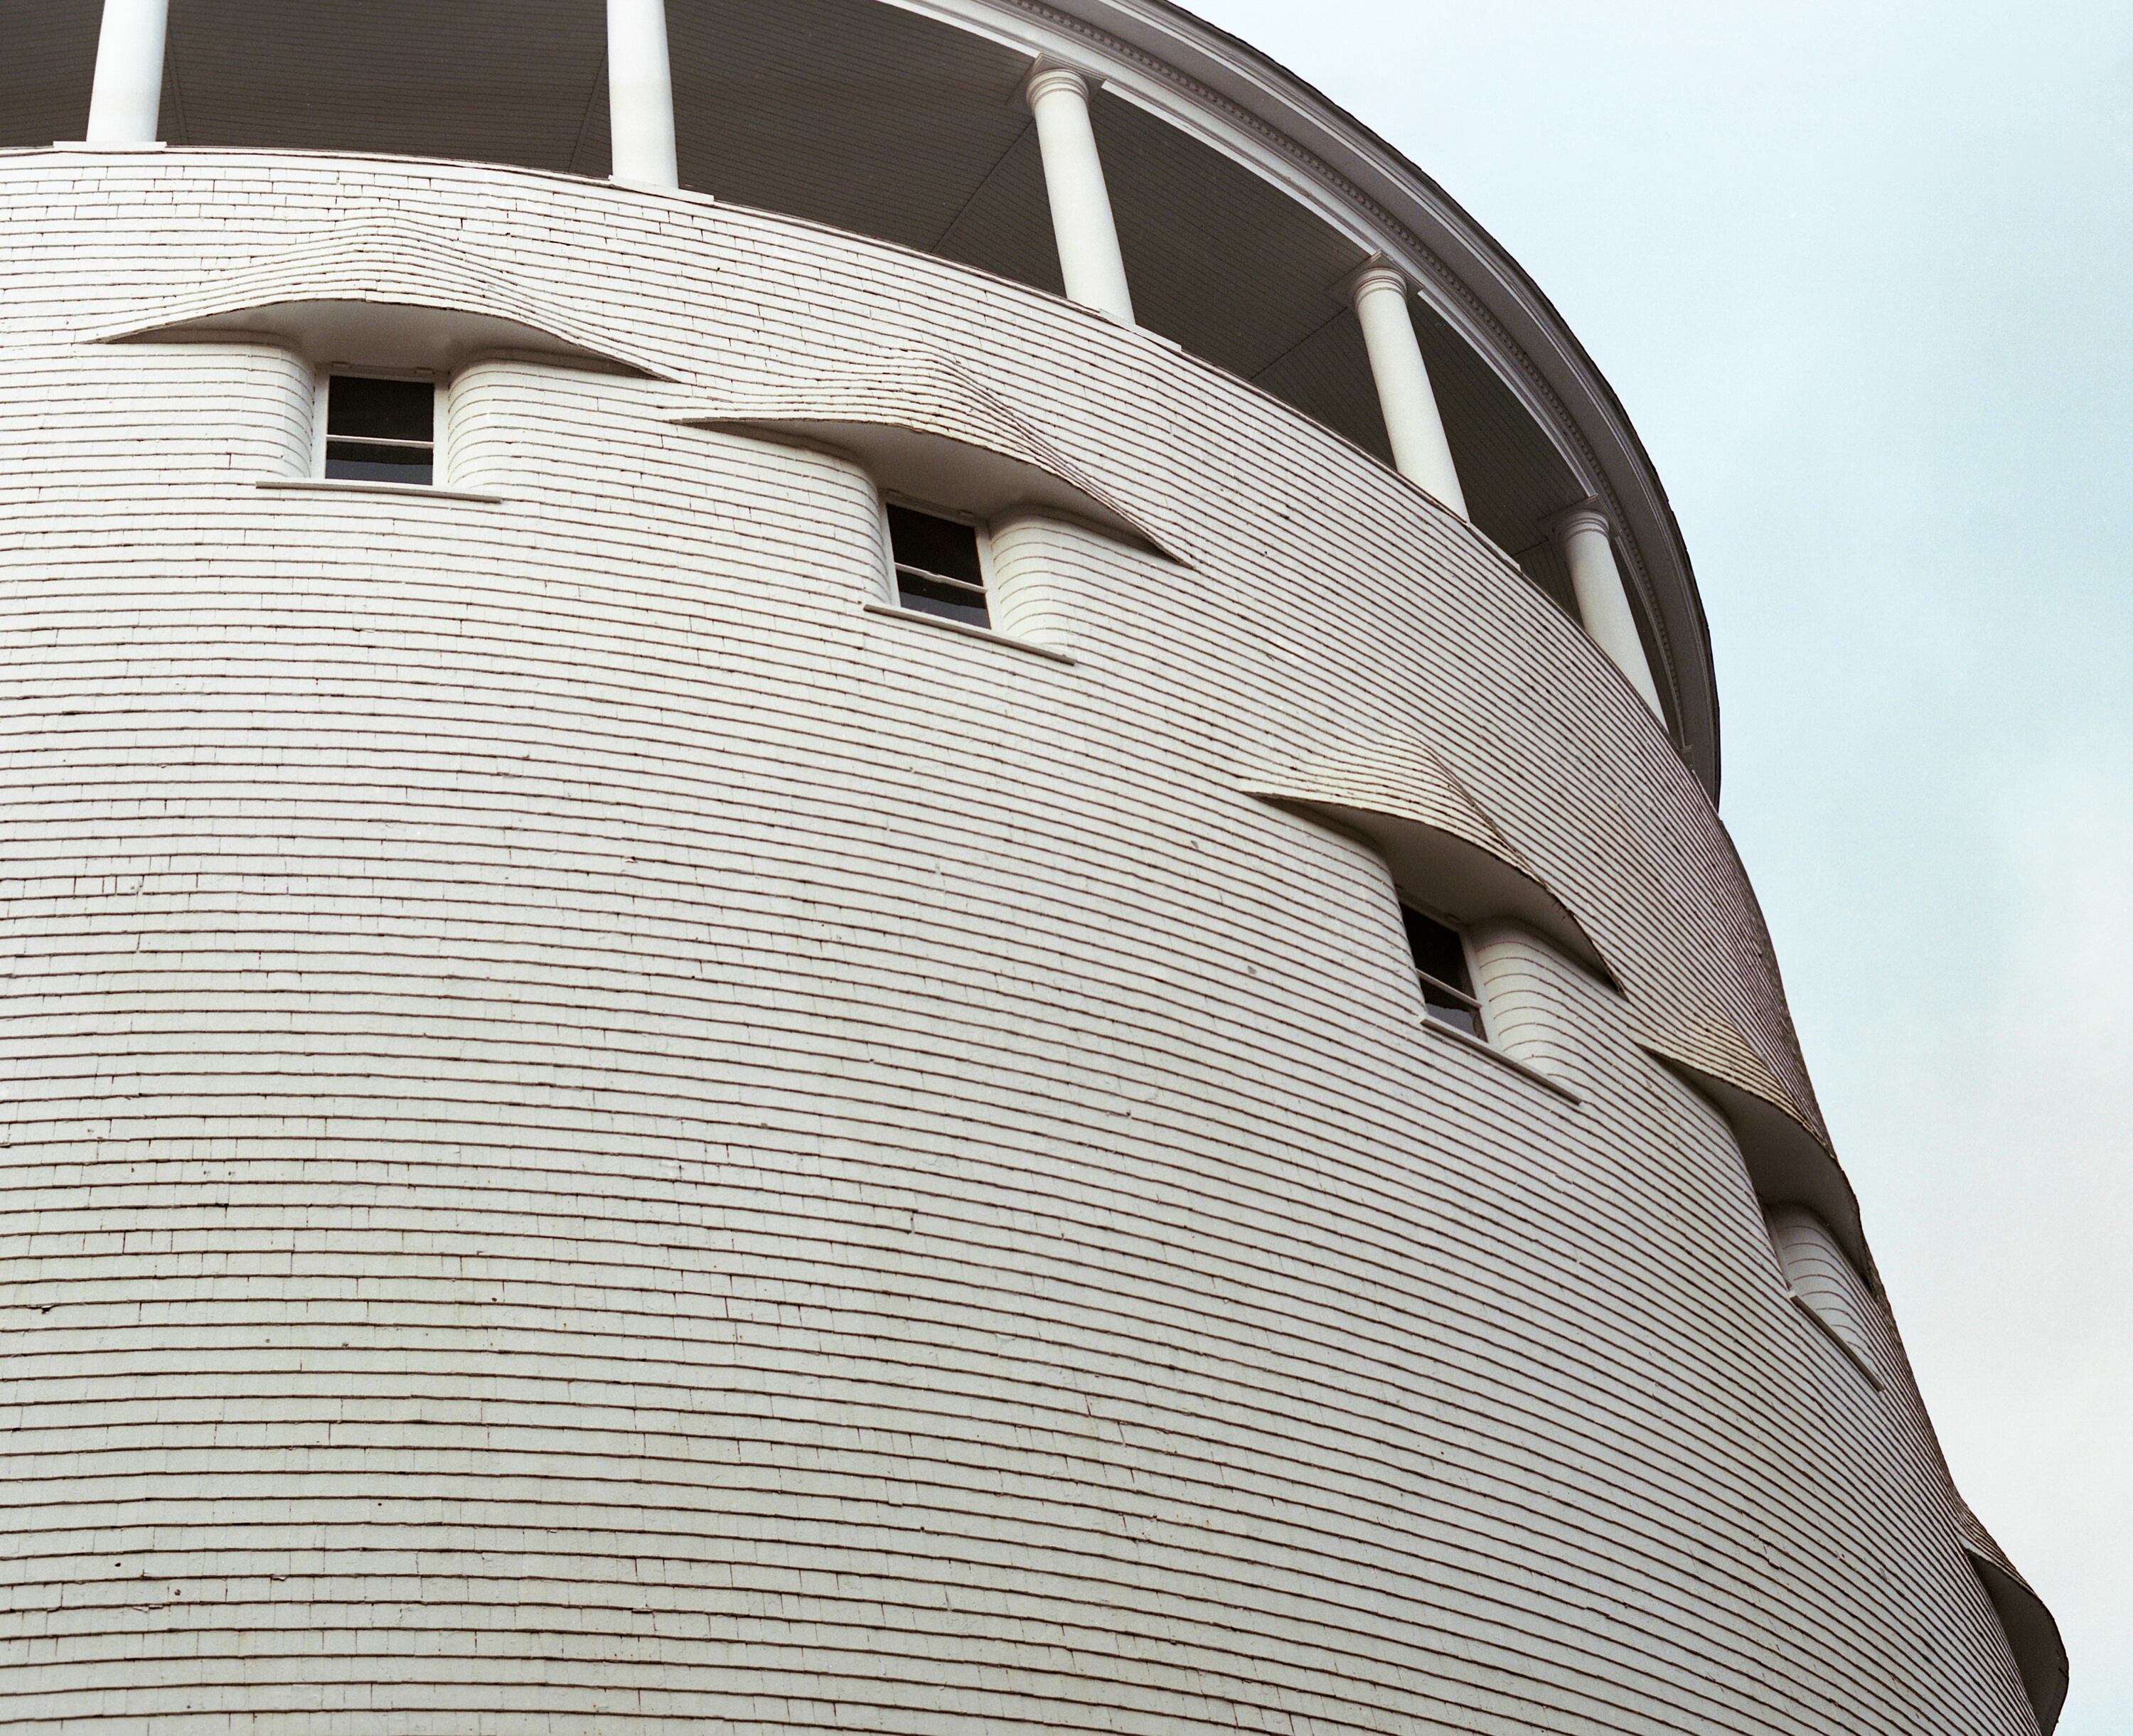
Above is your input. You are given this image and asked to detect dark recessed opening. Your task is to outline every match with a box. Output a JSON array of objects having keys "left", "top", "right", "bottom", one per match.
[
  {"left": 1403, "top": 904, "right": 1482, "bottom": 1039},
  {"left": 324, "top": 375, "right": 435, "bottom": 485},
  {"left": 887, "top": 504, "right": 988, "bottom": 628}
]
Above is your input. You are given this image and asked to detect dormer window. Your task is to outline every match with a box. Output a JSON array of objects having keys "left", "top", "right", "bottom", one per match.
[
  {"left": 1763, "top": 1205, "right": 1884, "bottom": 1388},
  {"left": 323, "top": 375, "right": 437, "bottom": 485},
  {"left": 887, "top": 504, "right": 989, "bottom": 629},
  {"left": 1403, "top": 905, "right": 1484, "bottom": 1039}
]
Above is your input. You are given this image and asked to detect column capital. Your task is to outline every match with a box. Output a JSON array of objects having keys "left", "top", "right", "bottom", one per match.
[
  {"left": 1342, "top": 253, "right": 1413, "bottom": 305},
  {"left": 1546, "top": 497, "right": 1613, "bottom": 543},
  {"left": 1024, "top": 60, "right": 1096, "bottom": 109}
]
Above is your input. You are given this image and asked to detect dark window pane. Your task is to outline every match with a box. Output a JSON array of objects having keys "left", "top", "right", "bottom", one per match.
[
  {"left": 324, "top": 441, "right": 434, "bottom": 485},
  {"left": 887, "top": 505, "right": 983, "bottom": 585},
  {"left": 1421, "top": 987, "right": 1482, "bottom": 1039},
  {"left": 1401, "top": 906, "right": 1473, "bottom": 997},
  {"left": 897, "top": 570, "right": 990, "bottom": 628},
  {"left": 326, "top": 375, "right": 434, "bottom": 442}
]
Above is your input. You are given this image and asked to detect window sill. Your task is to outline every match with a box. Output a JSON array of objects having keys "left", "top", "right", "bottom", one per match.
[
  {"left": 1787, "top": 1290, "right": 1886, "bottom": 1390},
  {"left": 1420, "top": 1014, "right": 1581, "bottom": 1105},
  {"left": 255, "top": 477, "right": 505, "bottom": 504},
  {"left": 863, "top": 601, "right": 1075, "bottom": 665}
]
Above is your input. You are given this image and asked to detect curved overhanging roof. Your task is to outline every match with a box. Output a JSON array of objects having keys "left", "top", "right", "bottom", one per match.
[
  {"left": 1959, "top": 1504, "right": 2071, "bottom": 1734},
  {"left": 1246, "top": 736, "right": 1876, "bottom": 1276},
  {"left": 668, "top": 350, "right": 1189, "bottom": 562},
  {"left": 1246, "top": 739, "right": 1617, "bottom": 986},
  {"left": 86, "top": 212, "right": 680, "bottom": 380}
]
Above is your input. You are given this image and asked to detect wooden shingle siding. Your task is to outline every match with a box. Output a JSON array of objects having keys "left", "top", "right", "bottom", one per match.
[{"left": 0, "top": 149, "right": 2041, "bottom": 1735}]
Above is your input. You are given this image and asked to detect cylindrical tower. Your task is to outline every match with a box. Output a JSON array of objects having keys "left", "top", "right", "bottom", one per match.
[{"left": 0, "top": 3, "right": 2064, "bottom": 1732}]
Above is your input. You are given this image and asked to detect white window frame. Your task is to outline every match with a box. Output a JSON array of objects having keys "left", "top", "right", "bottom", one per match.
[
  {"left": 877, "top": 492, "right": 996, "bottom": 618},
  {"left": 312, "top": 366, "right": 451, "bottom": 486},
  {"left": 1401, "top": 899, "right": 1487, "bottom": 1041}
]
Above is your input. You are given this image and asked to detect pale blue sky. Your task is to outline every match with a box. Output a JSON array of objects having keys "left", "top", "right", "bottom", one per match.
[{"left": 1187, "top": 0, "right": 2133, "bottom": 1726}]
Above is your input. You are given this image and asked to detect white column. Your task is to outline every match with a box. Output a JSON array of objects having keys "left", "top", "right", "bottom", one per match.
[
  {"left": 1349, "top": 261, "right": 1468, "bottom": 517},
  {"left": 1025, "top": 63, "right": 1135, "bottom": 324},
  {"left": 608, "top": 0, "right": 678, "bottom": 191},
  {"left": 84, "top": 0, "right": 169, "bottom": 144},
  {"left": 1556, "top": 503, "right": 1665, "bottom": 717}
]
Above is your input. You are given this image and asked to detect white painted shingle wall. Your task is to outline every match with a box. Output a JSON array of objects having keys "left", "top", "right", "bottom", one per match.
[{"left": 0, "top": 149, "right": 2036, "bottom": 1733}]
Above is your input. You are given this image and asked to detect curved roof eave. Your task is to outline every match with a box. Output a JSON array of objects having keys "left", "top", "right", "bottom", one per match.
[{"left": 913, "top": 0, "right": 1721, "bottom": 796}]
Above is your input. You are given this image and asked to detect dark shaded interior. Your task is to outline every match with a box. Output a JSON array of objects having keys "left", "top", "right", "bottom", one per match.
[{"left": 1, "top": 0, "right": 102, "bottom": 146}]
